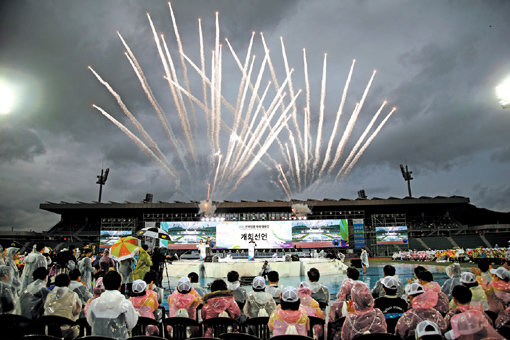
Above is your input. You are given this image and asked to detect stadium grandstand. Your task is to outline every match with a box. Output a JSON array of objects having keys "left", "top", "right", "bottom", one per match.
[{"left": 2, "top": 195, "right": 502, "bottom": 256}]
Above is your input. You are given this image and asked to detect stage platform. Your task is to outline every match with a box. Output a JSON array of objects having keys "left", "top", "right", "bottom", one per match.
[{"left": 163, "top": 258, "right": 348, "bottom": 278}]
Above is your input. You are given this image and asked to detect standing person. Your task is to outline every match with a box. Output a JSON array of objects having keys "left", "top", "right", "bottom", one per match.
[
  {"left": 119, "top": 256, "right": 136, "bottom": 294},
  {"left": 206, "top": 237, "right": 213, "bottom": 257},
  {"left": 19, "top": 267, "right": 50, "bottom": 320},
  {"left": 21, "top": 243, "right": 47, "bottom": 290},
  {"left": 78, "top": 248, "right": 95, "bottom": 290},
  {"left": 86, "top": 271, "right": 138, "bottom": 340},
  {"left": 247, "top": 239, "right": 256, "bottom": 261},
  {"left": 197, "top": 239, "right": 209, "bottom": 261},
  {"left": 259, "top": 261, "right": 272, "bottom": 278},
  {"left": 133, "top": 245, "right": 152, "bottom": 281},
  {"left": 360, "top": 248, "right": 369, "bottom": 275},
  {"left": 5, "top": 247, "right": 21, "bottom": 296},
  {"left": 98, "top": 248, "right": 115, "bottom": 272}
]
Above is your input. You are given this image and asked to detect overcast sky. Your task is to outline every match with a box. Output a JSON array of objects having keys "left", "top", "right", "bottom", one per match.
[{"left": 1, "top": 0, "right": 509, "bottom": 231}]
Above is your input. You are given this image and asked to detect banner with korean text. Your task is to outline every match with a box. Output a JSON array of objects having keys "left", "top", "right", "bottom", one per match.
[
  {"left": 353, "top": 219, "right": 366, "bottom": 249},
  {"left": 216, "top": 221, "right": 293, "bottom": 249}
]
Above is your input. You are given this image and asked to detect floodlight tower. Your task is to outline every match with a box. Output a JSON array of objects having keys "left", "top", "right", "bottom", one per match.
[
  {"left": 96, "top": 168, "right": 109, "bottom": 202},
  {"left": 400, "top": 164, "right": 413, "bottom": 197}
]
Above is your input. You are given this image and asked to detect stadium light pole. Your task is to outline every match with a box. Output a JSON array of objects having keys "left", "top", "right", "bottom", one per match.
[
  {"left": 400, "top": 164, "right": 413, "bottom": 197},
  {"left": 96, "top": 168, "right": 109, "bottom": 202}
]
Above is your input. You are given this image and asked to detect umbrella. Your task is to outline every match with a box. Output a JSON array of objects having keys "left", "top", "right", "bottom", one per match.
[
  {"left": 136, "top": 227, "right": 170, "bottom": 240},
  {"left": 110, "top": 236, "right": 140, "bottom": 261}
]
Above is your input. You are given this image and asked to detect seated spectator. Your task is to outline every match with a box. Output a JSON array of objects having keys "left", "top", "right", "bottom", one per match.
[
  {"left": 144, "top": 270, "right": 164, "bottom": 305},
  {"left": 444, "top": 310, "right": 503, "bottom": 340},
  {"left": 19, "top": 267, "right": 50, "bottom": 320},
  {"left": 188, "top": 271, "right": 208, "bottom": 297},
  {"left": 83, "top": 277, "right": 105, "bottom": 316},
  {"left": 347, "top": 266, "right": 360, "bottom": 281},
  {"left": 341, "top": 281, "right": 387, "bottom": 340},
  {"left": 86, "top": 271, "right": 138, "bottom": 340},
  {"left": 244, "top": 276, "right": 277, "bottom": 318},
  {"left": 415, "top": 320, "right": 444, "bottom": 340},
  {"left": 395, "top": 283, "right": 446, "bottom": 339},
  {"left": 441, "top": 263, "right": 462, "bottom": 300},
  {"left": 259, "top": 260, "right": 272, "bottom": 278},
  {"left": 44, "top": 273, "right": 82, "bottom": 339},
  {"left": 0, "top": 265, "right": 15, "bottom": 314},
  {"left": 129, "top": 279, "right": 159, "bottom": 336},
  {"left": 227, "top": 270, "right": 248, "bottom": 310},
  {"left": 454, "top": 272, "right": 488, "bottom": 311},
  {"left": 268, "top": 286, "right": 309, "bottom": 336},
  {"left": 445, "top": 285, "right": 491, "bottom": 330},
  {"left": 471, "top": 259, "right": 492, "bottom": 289},
  {"left": 167, "top": 276, "right": 201, "bottom": 319},
  {"left": 298, "top": 281, "right": 325, "bottom": 339},
  {"left": 69, "top": 268, "right": 93, "bottom": 305},
  {"left": 202, "top": 279, "right": 241, "bottom": 337},
  {"left": 267, "top": 270, "right": 283, "bottom": 304},
  {"left": 372, "top": 265, "right": 404, "bottom": 298},
  {"left": 486, "top": 266, "right": 510, "bottom": 314},
  {"left": 374, "top": 276, "right": 408, "bottom": 320},
  {"left": 307, "top": 267, "right": 330, "bottom": 311},
  {"left": 329, "top": 278, "right": 355, "bottom": 335},
  {"left": 418, "top": 270, "right": 450, "bottom": 315}
]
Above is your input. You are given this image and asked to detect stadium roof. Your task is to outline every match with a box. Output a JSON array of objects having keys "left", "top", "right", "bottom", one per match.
[{"left": 40, "top": 195, "right": 470, "bottom": 213}]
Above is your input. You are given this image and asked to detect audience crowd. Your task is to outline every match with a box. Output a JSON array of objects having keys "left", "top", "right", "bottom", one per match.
[
  {"left": 393, "top": 247, "right": 510, "bottom": 263},
  {"left": 0, "top": 242, "right": 510, "bottom": 339}
]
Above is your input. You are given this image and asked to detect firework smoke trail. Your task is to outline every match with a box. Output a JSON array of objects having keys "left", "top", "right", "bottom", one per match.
[
  {"left": 279, "top": 179, "right": 292, "bottom": 200},
  {"left": 311, "top": 53, "right": 328, "bottom": 180},
  {"left": 337, "top": 100, "right": 387, "bottom": 176},
  {"left": 328, "top": 69, "right": 377, "bottom": 175},
  {"left": 303, "top": 49, "right": 311, "bottom": 186},
  {"left": 168, "top": 2, "right": 198, "bottom": 139},
  {"left": 318, "top": 59, "right": 356, "bottom": 179},
  {"left": 339, "top": 107, "right": 397, "bottom": 180},
  {"left": 289, "top": 133, "right": 301, "bottom": 192},
  {"left": 278, "top": 164, "right": 293, "bottom": 199},
  {"left": 198, "top": 18, "right": 210, "bottom": 146},
  {"left": 88, "top": 66, "right": 175, "bottom": 174},
  {"left": 284, "top": 143, "right": 296, "bottom": 190},
  {"left": 92, "top": 105, "right": 178, "bottom": 179},
  {"left": 211, "top": 153, "right": 222, "bottom": 199}
]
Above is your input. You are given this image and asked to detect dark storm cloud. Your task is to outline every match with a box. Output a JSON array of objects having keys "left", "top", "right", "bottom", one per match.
[{"left": 0, "top": 125, "right": 45, "bottom": 162}]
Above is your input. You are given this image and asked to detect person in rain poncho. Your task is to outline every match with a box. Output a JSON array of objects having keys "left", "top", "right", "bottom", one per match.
[
  {"left": 19, "top": 267, "right": 50, "bottom": 320},
  {"left": 0, "top": 245, "right": 5, "bottom": 266},
  {"left": 227, "top": 270, "right": 248, "bottom": 311},
  {"left": 44, "top": 273, "right": 82, "bottom": 339},
  {"left": 441, "top": 263, "right": 462, "bottom": 300},
  {"left": 129, "top": 279, "right": 160, "bottom": 336},
  {"left": 395, "top": 283, "right": 446, "bottom": 339},
  {"left": 340, "top": 281, "right": 386, "bottom": 340},
  {"left": 20, "top": 243, "right": 47, "bottom": 290},
  {"left": 307, "top": 267, "right": 330, "bottom": 312},
  {"left": 486, "top": 266, "right": 510, "bottom": 314},
  {"left": 268, "top": 286, "right": 309, "bottom": 336},
  {"left": 266, "top": 270, "right": 283, "bottom": 305},
  {"left": 166, "top": 277, "right": 202, "bottom": 338},
  {"left": 98, "top": 248, "right": 115, "bottom": 273},
  {"left": 298, "top": 281, "right": 325, "bottom": 339},
  {"left": 202, "top": 279, "right": 241, "bottom": 337},
  {"left": 451, "top": 272, "right": 488, "bottom": 311},
  {"left": 5, "top": 247, "right": 21, "bottom": 296},
  {"left": 259, "top": 260, "right": 272, "bottom": 278},
  {"left": 133, "top": 245, "right": 152, "bottom": 281},
  {"left": 360, "top": 249, "right": 369, "bottom": 274},
  {"left": 371, "top": 265, "right": 404, "bottom": 298},
  {"left": 374, "top": 276, "right": 408, "bottom": 333},
  {"left": 69, "top": 268, "right": 93, "bottom": 306},
  {"left": 444, "top": 309, "right": 503, "bottom": 340},
  {"left": 78, "top": 248, "right": 95, "bottom": 290},
  {"left": 86, "top": 271, "right": 138, "bottom": 340},
  {"left": 414, "top": 320, "right": 444, "bottom": 340},
  {"left": 119, "top": 255, "right": 136, "bottom": 295},
  {"left": 244, "top": 276, "right": 277, "bottom": 318},
  {"left": 329, "top": 278, "right": 356, "bottom": 339},
  {"left": 418, "top": 270, "right": 450, "bottom": 315},
  {"left": 445, "top": 285, "right": 491, "bottom": 330},
  {"left": 0, "top": 265, "right": 15, "bottom": 314},
  {"left": 83, "top": 277, "right": 105, "bottom": 317},
  {"left": 188, "top": 271, "right": 208, "bottom": 297}
]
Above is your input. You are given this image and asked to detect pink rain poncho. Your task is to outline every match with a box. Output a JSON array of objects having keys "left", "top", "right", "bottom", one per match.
[
  {"left": 486, "top": 279, "right": 510, "bottom": 313},
  {"left": 298, "top": 283, "right": 324, "bottom": 339},
  {"left": 202, "top": 290, "right": 241, "bottom": 337},
  {"left": 84, "top": 277, "right": 105, "bottom": 316},
  {"left": 167, "top": 288, "right": 202, "bottom": 319},
  {"left": 98, "top": 249, "right": 115, "bottom": 271},
  {"left": 395, "top": 290, "right": 446, "bottom": 339},
  {"left": 444, "top": 302, "right": 490, "bottom": 330},
  {"left": 341, "top": 282, "right": 386, "bottom": 340},
  {"left": 329, "top": 278, "right": 355, "bottom": 321},
  {"left": 268, "top": 305, "right": 309, "bottom": 336},
  {"left": 422, "top": 281, "right": 450, "bottom": 315},
  {"left": 129, "top": 289, "right": 159, "bottom": 336},
  {"left": 447, "top": 310, "right": 503, "bottom": 340}
]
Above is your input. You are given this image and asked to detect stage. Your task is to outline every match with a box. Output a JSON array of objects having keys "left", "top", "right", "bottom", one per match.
[{"left": 162, "top": 257, "right": 348, "bottom": 278}]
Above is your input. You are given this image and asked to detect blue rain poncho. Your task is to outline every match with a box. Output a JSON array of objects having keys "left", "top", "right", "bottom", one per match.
[
  {"left": 19, "top": 278, "right": 50, "bottom": 319},
  {"left": 86, "top": 290, "right": 138, "bottom": 340}
]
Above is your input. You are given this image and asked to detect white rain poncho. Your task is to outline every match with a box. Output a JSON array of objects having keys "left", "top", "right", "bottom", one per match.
[
  {"left": 309, "top": 281, "right": 330, "bottom": 309},
  {"left": 5, "top": 247, "right": 21, "bottom": 295},
  {"left": 21, "top": 248, "right": 47, "bottom": 290},
  {"left": 118, "top": 257, "right": 135, "bottom": 285},
  {"left": 442, "top": 263, "right": 462, "bottom": 300},
  {"left": 19, "top": 278, "right": 50, "bottom": 319},
  {"left": 361, "top": 250, "right": 369, "bottom": 268},
  {"left": 70, "top": 280, "right": 93, "bottom": 305},
  {"left": 0, "top": 265, "right": 15, "bottom": 314},
  {"left": 78, "top": 256, "right": 95, "bottom": 290},
  {"left": 86, "top": 290, "right": 139, "bottom": 340},
  {"left": 244, "top": 291, "right": 277, "bottom": 318},
  {"left": 44, "top": 286, "right": 82, "bottom": 321}
]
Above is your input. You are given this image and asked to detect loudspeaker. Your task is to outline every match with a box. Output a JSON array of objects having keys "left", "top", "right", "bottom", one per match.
[
  {"left": 291, "top": 254, "right": 300, "bottom": 262},
  {"left": 350, "top": 259, "right": 362, "bottom": 268}
]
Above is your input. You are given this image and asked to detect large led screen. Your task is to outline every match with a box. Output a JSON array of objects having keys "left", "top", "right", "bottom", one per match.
[
  {"left": 292, "top": 219, "right": 349, "bottom": 247},
  {"left": 160, "top": 221, "right": 217, "bottom": 248},
  {"left": 99, "top": 230, "right": 132, "bottom": 248},
  {"left": 376, "top": 226, "right": 408, "bottom": 244}
]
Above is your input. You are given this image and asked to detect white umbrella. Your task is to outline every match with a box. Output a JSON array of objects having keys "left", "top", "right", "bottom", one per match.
[{"left": 136, "top": 226, "right": 170, "bottom": 240}]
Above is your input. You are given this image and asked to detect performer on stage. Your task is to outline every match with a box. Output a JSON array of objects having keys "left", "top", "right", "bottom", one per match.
[
  {"left": 247, "top": 239, "right": 257, "bottom": 261},
  {"left": 197, "top": 239, "right": 209, "bottom": 261},
  {"left": 361, "top": 248, "right": 369, "bottom": 274}
]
